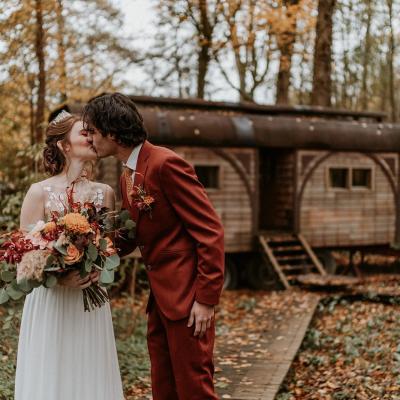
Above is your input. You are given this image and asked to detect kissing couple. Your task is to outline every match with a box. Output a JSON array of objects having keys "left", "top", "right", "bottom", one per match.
[{"left": 14, "top": 92, "right": 225, "bottom": 400}]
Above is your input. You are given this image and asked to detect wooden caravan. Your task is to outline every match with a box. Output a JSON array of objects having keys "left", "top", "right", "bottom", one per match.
[{"left": 52, "top": 96, "right": 400, "bottom": 289}]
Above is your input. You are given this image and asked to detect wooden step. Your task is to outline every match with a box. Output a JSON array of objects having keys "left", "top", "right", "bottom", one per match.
[
  {"left": 275, "top": 254, "right": 309, "bottom": 263},
  {"left": 286, "top": 274, "right": 301, "bottom": 281},
  {"left": 259, "top": 236, "right": 290, "bottom": 289},
  {"left": 268, "top": 239, "right": 300, "bottom": 247},
  {"left": 272, "top": 246, "right": 304, "bottom": 255},
  {"left": 258, "top": 233, "right": 327, "bottom": 290},
  {"left": 280, "top": 264, "right": 316, "bottom": 272}
]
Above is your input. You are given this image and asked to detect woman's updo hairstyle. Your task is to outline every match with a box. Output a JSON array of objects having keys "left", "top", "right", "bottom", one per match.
[{"left": 43, "top": 111, "right": 80, "bottom": 176}]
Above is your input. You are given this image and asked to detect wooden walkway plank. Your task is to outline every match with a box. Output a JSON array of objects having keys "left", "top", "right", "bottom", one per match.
[{"left": 221, "top": 294, "right": 320, "bottom": 400}]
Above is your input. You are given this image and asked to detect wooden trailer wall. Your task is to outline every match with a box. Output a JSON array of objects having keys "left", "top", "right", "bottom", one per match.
[
  {"left": 97, "top": 147, "right": 257, "bottom": 253},
  {"left": 297, "top": 150, "right": 398, "bottom": 247},
  {"left": 170, "top": 147, "right": 257, "bottom": 253}
]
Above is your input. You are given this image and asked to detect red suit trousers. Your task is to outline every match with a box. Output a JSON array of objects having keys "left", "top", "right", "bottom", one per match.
[{"left": 147, "top": 302, "right": 218, "bottom": 400}]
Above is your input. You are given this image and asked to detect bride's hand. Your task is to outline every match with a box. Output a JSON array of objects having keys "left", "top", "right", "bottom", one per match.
[{"left": 58, "top": 271, "right": 94, "bottom": 289}]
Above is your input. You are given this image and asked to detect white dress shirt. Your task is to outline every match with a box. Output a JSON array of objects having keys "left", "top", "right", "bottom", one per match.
[{"left": 124, "top": 142, "right": 143, "bottom": 182}]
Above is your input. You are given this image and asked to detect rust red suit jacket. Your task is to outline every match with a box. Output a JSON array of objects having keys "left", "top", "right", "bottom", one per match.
[{"left": 118, "top": 141, "right": 225, "bottom": 321}]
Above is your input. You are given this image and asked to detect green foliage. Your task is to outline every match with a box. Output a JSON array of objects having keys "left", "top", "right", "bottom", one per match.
[
  {"left": 112, "top": 297, "right": 150, "bottom": 387},
  {"left": 0, "top": 305, "right": 22, "bottom": 399},
  {"left": 0, "top": 144, "right": 45, "bottom": 232}
]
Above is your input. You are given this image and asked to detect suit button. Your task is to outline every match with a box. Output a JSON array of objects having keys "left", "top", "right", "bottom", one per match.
[{"left": 146, "top": 264, "right": 152, "bottom": 271}]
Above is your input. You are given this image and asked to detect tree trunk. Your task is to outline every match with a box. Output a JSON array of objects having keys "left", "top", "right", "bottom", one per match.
[
  {"left": 56, "top": 0, "right": 68, "bottom": 103},
  {"left": 34, "top": 0, "right": 46, "bottom": 143},
  {"left": 361, "top": 0, "right": 373, "bottom": 110},
  {"left": 196, "top": 0, "right": 213, "bottom": 99},
  {"left": 386, "top": 0, "right": 397, "bottom": 121},
  {"left": 276, "top": 0, "right": 299, "bottom": 105},
  {"left": 311, "top": 0, "right": 336, "bottom": 107}
]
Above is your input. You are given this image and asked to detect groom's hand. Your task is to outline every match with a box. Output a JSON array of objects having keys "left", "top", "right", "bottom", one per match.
[{"left": 188, "top": 301, "right": 215, "bottom": 338}]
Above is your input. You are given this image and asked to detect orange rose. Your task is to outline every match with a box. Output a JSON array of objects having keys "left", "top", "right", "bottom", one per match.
[{"left": 64, "top": 244, "right": 83, "bottom": 265}]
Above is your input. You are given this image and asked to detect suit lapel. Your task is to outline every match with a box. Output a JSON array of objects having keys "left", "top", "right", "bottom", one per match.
[{"left": 127, "top": 140, "right": 152, "bottom": 224}]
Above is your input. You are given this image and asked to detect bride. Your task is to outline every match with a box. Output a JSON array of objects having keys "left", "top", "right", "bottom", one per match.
[{"left": 14, "top": 111, "right": 124, "bottom": 400}]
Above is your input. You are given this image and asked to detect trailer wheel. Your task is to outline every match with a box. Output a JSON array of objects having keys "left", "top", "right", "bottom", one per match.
[
  {"left": 245, "top": 255, "right": 280, "bottom": 290},
  {"left": 316, "top": 250, "right": 337, "bottom": 274},
  {"left": 223, "top": 256, "right": 239, "bottom": 290}
]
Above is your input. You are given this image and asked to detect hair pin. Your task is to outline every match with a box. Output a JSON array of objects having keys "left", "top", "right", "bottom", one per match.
[{"left": 51, "top": 110, "right": 72, "bottom": 124}]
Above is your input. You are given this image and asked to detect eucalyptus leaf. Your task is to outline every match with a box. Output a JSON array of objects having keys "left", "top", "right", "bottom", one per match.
[
  {"left": 54, "top": 242, "right": 68, "bottom": 256},
  {"left": 120, "top": 210, "right": 131, "bottom": 222},
  {"left": 87, "top": 243, "right": 98, "bottom": 261},
  {"left": 125, "top": 220, "right": 136, "bottom": 230},
  {"left": 6, "top": 285, "right": 25, "bottom": 301},
  {"left": 30, "top": 280, "right": 42, "bottom": 288},
  {"left": 1, "top": 270, "right": 15, "bottom": 283},
  {"left": 18, "top": 278, "right": 33, "bottom": 293},
  {"left": 85, "top": 258, "right": 94, "bottom": 272},
  {"left": 100, "top": 269, "right": 114, "bottom": 284},
  {"left": 128, "top": 230, "right": 135, "bottom": 239},
  {"left": 104, "top": 254, "right": 120, "bottom": 270},
  {"left": 99, "top": 238, "right": 108, "bottom": 252},
  {"left": 0, "top": 288, "right": 10, "bottom": 304},
  {"left": 45, "top": 275, "right": 58, "bottom": 288}
]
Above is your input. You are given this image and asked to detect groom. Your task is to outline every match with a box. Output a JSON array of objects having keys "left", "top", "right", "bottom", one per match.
[{"left": 82, "top": 93, "right": 225, "bottom": 399}]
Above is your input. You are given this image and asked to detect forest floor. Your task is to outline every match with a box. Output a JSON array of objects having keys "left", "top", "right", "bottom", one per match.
[{"left": 1, "top": 276, "right": 400, "bottom": 400}]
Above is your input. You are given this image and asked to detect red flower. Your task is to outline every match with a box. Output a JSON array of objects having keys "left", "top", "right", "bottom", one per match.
[{"left": 0, "top": 232, "right": 38, "bottom": 264}]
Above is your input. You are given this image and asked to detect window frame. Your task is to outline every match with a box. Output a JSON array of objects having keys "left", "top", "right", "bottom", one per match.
[
  {"left": 350, "top": 166, "right": 374, "bottom": 191},
  {"left": 326, "top": 166, "right": 350, "bottom": 191},
  {"left": 326, "top": 165, "right": 375, "bottom": 192},
  {"left": 194, "top": 163, "right": 222, "bottom": 192}
]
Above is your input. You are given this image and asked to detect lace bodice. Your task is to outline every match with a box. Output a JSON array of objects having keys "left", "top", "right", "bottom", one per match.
[{"left": 42, "top": 178, "right": 105, "bottom": 220}]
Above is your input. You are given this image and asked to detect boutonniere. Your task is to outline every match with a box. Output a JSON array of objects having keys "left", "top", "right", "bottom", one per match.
[{"left": 129, "top": 185, "right": 155, "bottom": 218}]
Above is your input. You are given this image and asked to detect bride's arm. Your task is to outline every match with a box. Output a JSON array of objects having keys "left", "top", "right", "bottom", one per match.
[{"left": 19, "top": 183, "right": 45, "bottom": 231}]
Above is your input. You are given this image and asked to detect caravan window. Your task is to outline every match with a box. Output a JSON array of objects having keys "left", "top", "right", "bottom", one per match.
[
  {"left": 329, "top": 168, "right": 349, "bottom": 189},
  {"left": 352, "top": 168, "right": 372, "bottom": 189},
  {"left": 194, "top": 165, "right": 220, "bottom": 189}
]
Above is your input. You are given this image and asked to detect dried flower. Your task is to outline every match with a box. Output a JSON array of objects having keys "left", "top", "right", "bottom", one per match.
[
  {"left": 17, "top": 249, "right": 50, "bottom": 283},
  {"left": 61, "top": 213, "right": 92, "bottom": 235},
  {"left": 130, "top": 185, "right": 155, "bottom": 216},
  {"left": 0, "top": 232, "right": 37, "bottom": 264},
  {"left": 43, "top": 221, "right": 57, "bottom": 234}
]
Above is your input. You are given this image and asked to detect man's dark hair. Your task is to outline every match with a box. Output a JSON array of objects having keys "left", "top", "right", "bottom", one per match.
[{"left": 82, "top": 92, "right": 147, "bottom": 147}]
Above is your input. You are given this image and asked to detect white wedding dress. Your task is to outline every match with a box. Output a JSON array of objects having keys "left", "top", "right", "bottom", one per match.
[{"left": 15, "top": 179, "right": 124, "bottom": 400}]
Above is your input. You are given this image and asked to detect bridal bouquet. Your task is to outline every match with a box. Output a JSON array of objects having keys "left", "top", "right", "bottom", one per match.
[{"left": 0, "top": 183, "right": 135, "bottom": 312}]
